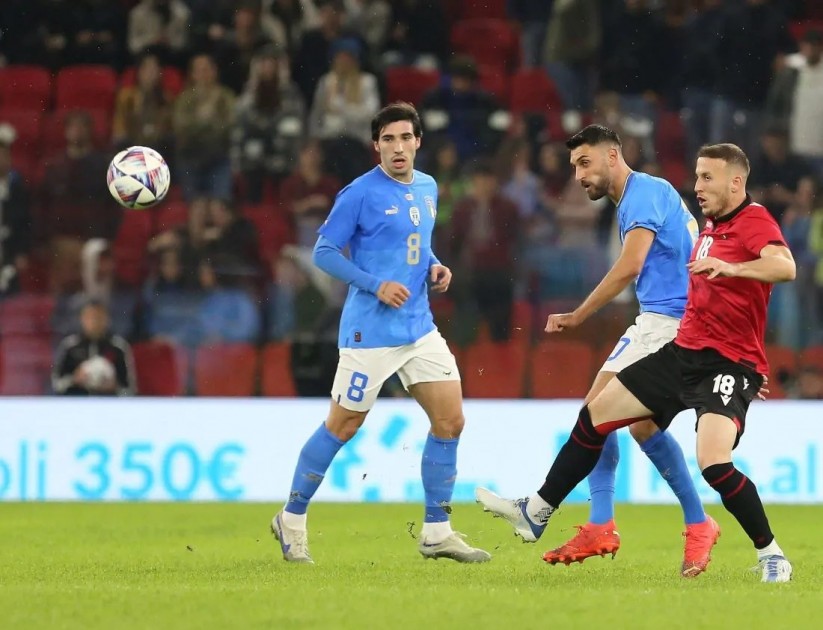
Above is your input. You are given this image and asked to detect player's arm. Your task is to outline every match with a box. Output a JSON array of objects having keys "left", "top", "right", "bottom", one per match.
[
  {"left": 547, "top": 228, "right": 655, "bottom": 331},
  {"left": 688, "top": 244, "right": 796, "bottom": 283},
  {"left": 428, "top": 251, "right": 451, "bottom": 293}
]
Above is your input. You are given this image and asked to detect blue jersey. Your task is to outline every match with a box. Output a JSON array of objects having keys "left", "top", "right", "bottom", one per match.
[
  {"left": 318, "top": 166, "right": 438, "bottom": 348},
  {"left": 617, "top": 172, "right": 699, "bottom": 319}
]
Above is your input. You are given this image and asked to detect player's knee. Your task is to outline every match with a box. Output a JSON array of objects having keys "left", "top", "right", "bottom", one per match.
[
  {"left": 325, "top": 408, "right": 367, "bottom": 442},
  {"left": 628, "top": 419, "right": 659, "bottom": 444},
  {"left": 696, "top": 446, "right": 732, "bottom": 471},
  {"left": 430, "top": 413, "right": 464, "bottom": 439}
]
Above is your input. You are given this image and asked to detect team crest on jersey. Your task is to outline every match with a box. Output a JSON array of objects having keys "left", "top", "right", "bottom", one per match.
[
  {"left": 424, "top": 195, "right": 436, "bottom": 219},
  {"left": 409, "top": 206, "right": 420, "bottom": 226},
  {"left": 705, "top": 220, "right": 713, "bottom": 230}
]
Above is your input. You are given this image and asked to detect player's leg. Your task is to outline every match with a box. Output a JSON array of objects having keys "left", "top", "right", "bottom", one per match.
[
  {"left": 541, "top": 370, "right": 623, "bottom": 564},
  {"left": 400, "top": 331, "right": 490, "bottom": 562},
  {"left": 696, "top": 412, "right": 791, "bottom": 582},
  {"left": 272, "top": 348, "right": 392, "bottom": 563},
  {"left": 477, "top": 343, "right": 683, "bottom": 555},
  {"left": 477, "top": 375, "right": 656, "bottom": 545}
]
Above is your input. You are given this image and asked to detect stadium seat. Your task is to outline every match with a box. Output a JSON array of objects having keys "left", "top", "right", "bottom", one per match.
[
  {"left": 789, "top": 20, "right": 823, "bottom": 43},
  {"left": 260, "top": 342, "right": 298, "bottom": 396},
  {"left": 55, "top": 65, "right": 119, "bottom": 114},
  {"left": 0, "top": 294, "right": 55, "bottom": 337},
  {"left": 243, "top": 205, "right": 292, "bottom": 263},
  {"left": 384, "top": 66, "right": 440, "bottom": 106},
  {"left": 0, "top": 335, "right": 53, "bottom": 395},
  {"left": 132, "top": 340, "right": 187, "bottom": 396},
  {"left": 458, "top": 0, "right": 507, "bottom": 19},
  {"left": 152, "top": 200, "right": 189, "bottom": 234},
  {"left": 451, "top": 19, "right": 520, "bottom": 71},
  {"left": 0, "top": 65, "right": 52, "bottom": 112},
  {"left": 194, "top": 343, "right": 258, "bottom": 396},
  {"left": 799, "top": 345, "right": 823, "bottom": 372},
  {"left": 0, "top": 108, "right": 42, "bottom": 159},
  {"left": 42, "top": 108, "right": 111, "bottom": 155},
  {"left": 462, "top": 339, "right": 527, "bottom": 398},
  {"left": 510, "top": 68, "right": 564, "bottom": 114},
  {"left": 656, "top": 110, "right": 686, "bottom": 165},
  {"left": 477, "top": 65, "right": 510, "bottom": 107},
  {"left": 765, "top": 344, "right": 798, "bottom": 400},
  {"left": 120, "top": 65, "right": 184, "bottom": 96},
  {"left": 112, "top": 210, "right": 152, "bottom": 286},
  {"left": 530, "top": 340, "right": 595, "bottom": 399}
]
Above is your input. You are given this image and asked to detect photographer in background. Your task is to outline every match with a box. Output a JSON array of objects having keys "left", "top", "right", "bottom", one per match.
[{"left": 52, "top": 299, "right": 137, "bottom": 396}]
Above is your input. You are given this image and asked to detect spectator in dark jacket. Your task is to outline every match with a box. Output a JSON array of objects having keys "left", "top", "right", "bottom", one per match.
[{"left": 52, "top": 300, "right": 137, "bottom": 396}]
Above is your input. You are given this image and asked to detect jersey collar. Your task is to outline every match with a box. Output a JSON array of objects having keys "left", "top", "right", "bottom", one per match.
[
  {"left": 377, "top": 164, "right": 415, "bottom": 185},
  {"left": 714, "top": 194, "right": 751, "bottom": 224}
]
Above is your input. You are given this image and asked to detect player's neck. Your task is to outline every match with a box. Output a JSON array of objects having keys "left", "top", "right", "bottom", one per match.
[
  {"left": 608, "top": 164, "right": 633, "bottom": 205},
  {"left": 716, "top": 192, "right": 749, "bottom": 219}
]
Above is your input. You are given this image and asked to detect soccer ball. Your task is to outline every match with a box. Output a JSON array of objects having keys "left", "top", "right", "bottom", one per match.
[
  {"left": 107, "top": 146, "right": 170, "bottom": 209},
  {"left": 81, "top": 355, "right": 116, "bottom": 390}
]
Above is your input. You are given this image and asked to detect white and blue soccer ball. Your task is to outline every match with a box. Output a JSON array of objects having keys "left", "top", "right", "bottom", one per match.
[{"left": 107, "top": 146, "right": 170, "bottom": 209}]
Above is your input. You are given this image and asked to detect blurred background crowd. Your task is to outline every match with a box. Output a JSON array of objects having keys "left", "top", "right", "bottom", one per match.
[{"left": 0, "top": 0, "right": 821, "bottom": 400}]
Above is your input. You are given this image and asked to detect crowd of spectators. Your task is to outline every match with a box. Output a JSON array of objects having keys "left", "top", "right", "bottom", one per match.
[{"left": 0, "top": 0, "right": 822, "bottom": 398}]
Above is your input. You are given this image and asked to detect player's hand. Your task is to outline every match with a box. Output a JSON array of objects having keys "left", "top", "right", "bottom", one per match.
[
  {"left": 545, "top": 312, "right": 581, "bottom": 333},
  {"left": 687, "top": 257, "right": 738, "bottom": 279},
  {"left": 377, "top": 281, "right": 410, "bottom": 308},
  {"left": 430, "top": 264, "right": 452, "bottom": 293},
  {"left": 757, "top": 375, "right": 770, "bottom": 401}
]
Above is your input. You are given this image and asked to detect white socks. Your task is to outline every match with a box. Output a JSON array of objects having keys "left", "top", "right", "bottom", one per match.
[
  {"left": 526, "top": 494, "right": 555, "bottom": 524},
  {"left": 281, "top": 509, "right": 307, "bottom": 531},
  {"left": 421, "top": 520, "right": 453, "bottom": 544},
  {"left": 756, "top": 538, "right": 784, "bottom": 561}
]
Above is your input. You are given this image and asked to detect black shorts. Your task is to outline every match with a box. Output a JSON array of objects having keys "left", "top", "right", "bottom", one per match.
[{"left": 616, "top": 342, "right": 762, "bottom": 447}]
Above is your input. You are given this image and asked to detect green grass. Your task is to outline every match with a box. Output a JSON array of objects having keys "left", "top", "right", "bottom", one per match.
[{"left": 1, "top": 504, "right": 822, "bottom": 629}]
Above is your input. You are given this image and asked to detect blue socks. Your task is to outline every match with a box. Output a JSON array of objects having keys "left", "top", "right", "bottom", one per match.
[
  {"left": 588, "top": 431, "right": 619, "bottom": 524},
  {"left": 421, "top": 433, "right": 458, "bottom": 523},
  {"left": 284, "top": 423, "right": 344, "bottom": 515},
  {"left": 587, "top": 430, "right": 705, "bottom": 525},
  {"left": 641, "top": 430, "right": 705, "bottom": 525}
]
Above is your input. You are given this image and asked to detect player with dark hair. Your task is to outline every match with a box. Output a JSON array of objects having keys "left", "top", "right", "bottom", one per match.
[
  {"left": 480, "top": 142, "right": 795, "bottom": 583},
  {"left": 479, "top": 124, "right": 719, "bottom": 576},
  {"left": 271, "top": 102, "right": 490, "bottom": 564}
]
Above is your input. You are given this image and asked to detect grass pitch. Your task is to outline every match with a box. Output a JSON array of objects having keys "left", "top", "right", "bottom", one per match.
[{"left": 1, "top": 503, "right": 821, "bottom": 629}]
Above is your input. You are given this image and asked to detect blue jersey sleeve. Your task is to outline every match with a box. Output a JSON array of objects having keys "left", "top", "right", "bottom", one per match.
[
  {"left": 623, "top": 185, "right": 664, "bottom": 236},
  {"left": 312, "top": 236, "right": 382, "bottom": 295},
  {"left": 317, "top": 184, "right": 362, "bottom": 249}
]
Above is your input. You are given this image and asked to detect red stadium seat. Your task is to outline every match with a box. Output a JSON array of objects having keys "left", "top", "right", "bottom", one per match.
[
  {"left": 120, "top": 65, "right": 184, "bottom": 96},
  {"left": 243, "top": 205, "right": 292, "bottom": 263},
  {"left": 55, "top": 65, "right": 119, "bottom": 114},
  {"left": 799, "top": 345, "right": 823, "bottom": 373},
  {"left": 384, "top": 66, "right": 441, "bottom": 106},
  {"left": 0, "top": 108, "right": 42, "bottom": 159},
  {"left": 152, "top": 201, "right": 189, "bottom": 234},
  {"left": 459, "top": 0, "right": 507, "bottom": 19},
  {"left": 194, "top": 343, "right": 259, "bottom": 396},
  {"left": 132, "top": 340, "right": 187, "bottom": 396},
  {"left": 765, "top": 344, "right": 798, "bottom": 400},
  {"left": 656, "top": 110, "right": 686, "bottom": 164},
  {"left": 477, "top": 65, "right": 510, "bottom": 106},
  {"left": 0, "top": 294, "right": 55, "bottom": 336},
  {"left": 0, "top": 335, "right": 53, "bottom": 395},
  {"left": 0, "top": 65, "right": 52, "bottom": 112},
  {"left": 530, "top": 340, "right": 595, "bottom": 399},
  {"left": 462, "top": 339, "right": 527, "bottom": 398},
  {"left": 510, "top": 68, "right": 564, "bottom": 114},
  {"left": 42, "top": 108, "right": 111, "bottom": 155},
  {"left": 260, "top": 342, "right": 297, "bottom": 396},
  {"left": 450, "top": 19, "right": 520, "bottom": 71},
  {"left": 112, "top": 210, "right": 152, "bottom": 286}
]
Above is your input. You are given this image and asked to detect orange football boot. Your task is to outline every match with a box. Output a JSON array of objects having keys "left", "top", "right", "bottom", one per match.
[
  {"left": 542, "top": 520, "right": 621, "bottom": 565},
  {"left": 681, "top": 515, "right": 720, "bottom": 577}
]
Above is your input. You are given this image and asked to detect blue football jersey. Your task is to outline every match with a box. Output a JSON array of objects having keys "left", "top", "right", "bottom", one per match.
[
  {"left": 318, "top": 166, "right": 439, "bottom": 348},
  {"left": 617, "top": 172, "right": 699, "bottom": 319}
]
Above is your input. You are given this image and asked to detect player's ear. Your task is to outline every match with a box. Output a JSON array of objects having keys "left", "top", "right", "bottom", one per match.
[
  {"left": 415, "top": 135, "right": 421, "bottom": 149},
  {"left": 373, "top": 141, "right": 379, "bottom": 153}
]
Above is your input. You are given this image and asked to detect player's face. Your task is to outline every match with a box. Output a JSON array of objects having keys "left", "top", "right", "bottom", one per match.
[
  {"left": 694, "top": 157, "right": 734, "bottom": 218},
  {"left": 569, "top": 144, "right": 612, "bottom": 200},
  {"left": 375, "top": 120, "right": 420, "bottom": 183},
  {"left": 80, "top": 305, "right": 109, "bottom": 340}
]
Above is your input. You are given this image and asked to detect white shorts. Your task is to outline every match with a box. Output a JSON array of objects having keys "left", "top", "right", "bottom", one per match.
[
  {"left": 331, "top": 330, "right": 460, "bottom": 412},
  {"left": 601, "top": 312, "right": 681, "bottom": 373}
]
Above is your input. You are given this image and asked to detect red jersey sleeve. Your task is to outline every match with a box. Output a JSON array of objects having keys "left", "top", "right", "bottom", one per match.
[{"left": 739, "top": 205, "right": 787, "bottom": 256}]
